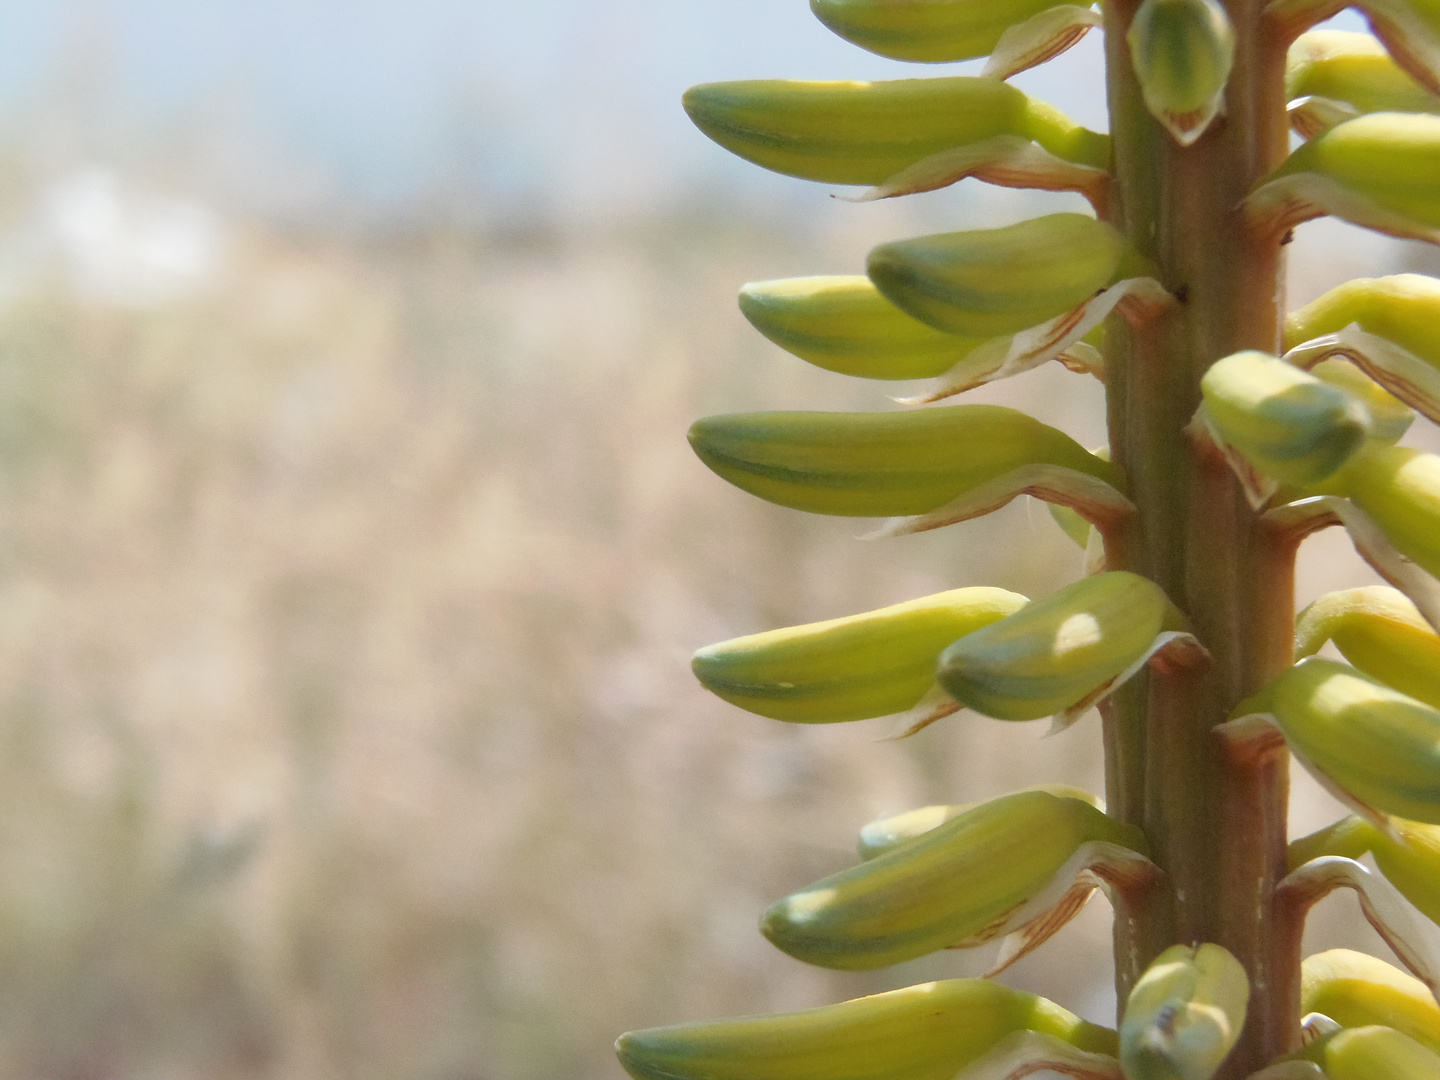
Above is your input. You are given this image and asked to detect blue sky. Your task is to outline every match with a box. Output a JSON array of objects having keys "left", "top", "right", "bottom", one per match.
[
  {"left": 0, "top": 2, "right": 1368, "bottom": 222},
  {"left": 0, "top": 1, "right": 1119, "bottom": 220}
]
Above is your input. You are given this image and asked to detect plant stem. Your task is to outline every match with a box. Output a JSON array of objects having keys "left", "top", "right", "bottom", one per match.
[{"left": 1101, "top": 0, "right": 1299, "bottom": 1073}]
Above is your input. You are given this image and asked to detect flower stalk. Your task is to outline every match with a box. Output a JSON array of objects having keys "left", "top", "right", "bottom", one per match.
[{"left": 618, "top": 0, "right": 1440, "bottom": 1077}]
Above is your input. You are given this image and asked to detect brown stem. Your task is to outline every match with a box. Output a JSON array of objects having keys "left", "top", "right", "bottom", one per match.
[{"left": 1101, "top": 0, "right": 1299, "bottom": 1071}]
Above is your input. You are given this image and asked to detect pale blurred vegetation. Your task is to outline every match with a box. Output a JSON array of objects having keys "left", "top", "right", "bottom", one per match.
[{"left": 0, "top": 136, "right": 1432, "bottom": 1078}]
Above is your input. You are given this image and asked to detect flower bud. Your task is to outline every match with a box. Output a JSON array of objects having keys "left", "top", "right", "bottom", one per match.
[
  {"left": 1302, "top": 949, "right": 1440, "bottom": 1055},
  {"left": 1287, "top": 31, "right": 1440, "bottom": 130},
  {"left": 1302, "top": 1024, "right": 1440, "bottom": 1080},
  {"left": 738, "top": 276, "right": 987, "bottom": 381},
  {"left": 761, "top": 789, "right": 1145, "bottom": 969},
  {"left": 692, "top": 587, "right": 1028, "bottom": 724},
  {"left": 1369, "top": 817, "right": 1440, "bottom": 931},
  {"left": 1121, "top": 943, "right": 1249, "bottom": 1080},
  {"left": 1295, "top": 586, "right": 1440, "bottom": 709},
  {"left": 1334, "top": 444, "right": 1440, "bottom": 581},
  {"left": 688, "top": 404, "right": 1123, "bottom": 518},
  {"left": 1244, "top": 657, "right": 1440, "bottom": 825},
  {"left": 615, "top": 977, "right": 1117, "bottom": 1080},
  {"left": 682, "top": 77, "right": 1109, "bottom": 187},
  {"left": 1127, "top": 0, "right": 1236, "bottom": 145},
  {"left": 810, "top": 0, "right": 1089, "bottom": 65},
  {"left": 1200, "top": 350, "right": 1371, "bottom": 486},
  {"left": 937, "top": 571, "right": 1182, "bottom": 722},
  {"left": 855, "top": 785, "right": 1101, "bottom": 858},
  {"left": 1285, "top": 274, "right": 1440, "bottom": 425},
  {"left": 1249, "top": 113, "right": 1440, "bottom": 242},
  {"left": 867, "top": 214, "right": 1137, "bottom": 338}
]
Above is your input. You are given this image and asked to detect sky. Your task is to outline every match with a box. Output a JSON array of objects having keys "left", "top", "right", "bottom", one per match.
[{"left": 0, "top": 0, "right": 1123, "bottom": 223}]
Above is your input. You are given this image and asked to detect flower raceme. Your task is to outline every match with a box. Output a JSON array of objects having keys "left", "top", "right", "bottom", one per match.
[{"left": 620, "top": 0, "right": 1440, "bottom": 1076}]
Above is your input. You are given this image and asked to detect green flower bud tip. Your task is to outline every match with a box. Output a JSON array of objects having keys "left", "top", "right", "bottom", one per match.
[
  {"left": 738, "top": 276, "right": 988, "bottom": 381},
  {"left": 867, "top": 214, "right": 1133, "bottom": 339},
  {"left": 937, "top": 570, "right": 1183, "bottom": 722},
  {"left": 692, "top": 586, "right": 1028, "bottom": 724},
  {"left": 687, "top": 403, "right": 1122, "bottom": 519},
  {"left": 810, "top": 0, "right": 1082, "bottom": 65},
  {"left": 1200, "top": 350, "right": 1371, "bottom": 486},
  {"left": 1296, "top": 586, "right": 1440, "bottom": 710},
  {"left": 1287, "top": 31, "right": 1440, "bottom": 122},
  {"left": 1253, "top": 657, "right": 1440, "bottom": 826},
  {"left": 615, "top": 977, "right": 1117, "bottom": 1080},
  {"left": 1302, "top": 949, "right": 1440, "bottom": 1055},
  {"left": 1127, "top": 0, "right": 1236, "bottom": 146},
  {"left": 681, "top": 77, "right": 1107, "bottom": 188},
  {"left": 1121, "top": 943, "right": 1249, "bottom": 1080},
  {"left": 1301, "top": 1024, "right": 1440, "bottom": 1080},
  {"left": 760, "top": 789, "right": 1144, "bottom": 970}
]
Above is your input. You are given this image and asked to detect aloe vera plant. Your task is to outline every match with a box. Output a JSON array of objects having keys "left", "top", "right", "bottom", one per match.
[{"left": 617, "top": 1, "right": 1440, "bottom": 1077}]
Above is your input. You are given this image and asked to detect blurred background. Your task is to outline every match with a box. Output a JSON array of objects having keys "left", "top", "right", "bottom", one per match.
[{"left": 0, "top": 3, "right": 1435, "bottom": 1079}]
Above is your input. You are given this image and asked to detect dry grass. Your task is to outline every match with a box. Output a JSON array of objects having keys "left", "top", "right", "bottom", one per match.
[{"left": 0, "top": 186, "right": 1417, "bottom": 1078}]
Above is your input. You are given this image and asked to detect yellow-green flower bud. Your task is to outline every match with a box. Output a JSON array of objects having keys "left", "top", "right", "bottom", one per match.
[
  {"left": 1287, "top": 31, "right": 1440, "bottom": 125},
  {"left": 692, "top": 587, "right": 1028, "bottom": 724},
  {"left": 1285, "top": 275, "right": 1440, "bottom": 424},
  {"left": 738, "top": 276, "right": 988, "bottom": 381},
  {"left": 937, "top": 571, "right": 1182, "bottom": 722},
  {"left": 855, "top": 785, "right": 1101, "bottom": 859},
  {"left": 687, "top": 404, "right": 1123, "bottom": 518},
  {"left": 1302, "top": 949, "right": 1440, "bottom": 1055},
  {"left": 867, "top": 214, "right": 1136, "bottom": 339},
  {"left": 1126, "top": 0, "right": 1236, "bottom": 146},
  {"left": 1332, "top": 444, "right": 1440, "bottom": 581},
  {"left": 682, "top": 78, "right": 1109, "bottom": 187},
  {"left": 1296, "top": 587, "right": 1440, "bottom": 710},
  {"left": 760, "top": 789, "right": 1145, "bottom": 970},
  {"left": 1200, "top": 350, "right": 1371, "bottom": 486},
  {"left": 1244, "top": 657, "right": 1440, "bottom": 825},
  {"left": 809, "top": 0, "right": 1088, "bottom": 64},
  {"left": 1370, "top": 818, "right": 1440, "bottom": 930},
  {"left": 1121, "top": 943, "right": 1249, "bottom": 1080},
  {"left": 1301, "top": 1024, "right": 1440, "bottom": 1080},
  {"left": 1252, "top": 113, "right": 1440, "bottom": 241},
  {"left": 615, "top": 977, "right": 1118, "bottom": 1080}
]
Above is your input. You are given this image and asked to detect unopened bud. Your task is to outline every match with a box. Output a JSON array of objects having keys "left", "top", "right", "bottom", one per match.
[
  {"left": 761, "top": 789, "right": 1144, "bottom": 969},
  {"left": 1302, "top": 1024, "right": 1440, "bottom": 1080},
  {"left": 810, "top": 0, "right": 1091, "bottom": 65},
  {"left": 1334, "top": 444, "right": 1440, "bottom": 581},
  {"left": 1287, "top": 31, "right": 1440, "bottom": 129},
  {"left": 682, "top": 77, "right": 1109, "bottom": 187},
  {"left": 738, "top": 276, "right": 986, "bottom": 381},
  {"left": 1295, "top": 586, "right": 1440, "bottom": 710},
  {"left": 1121, "top": 943, "right": 1249, "bottom": 1080},
  {"left": 1127, "top": 0, "right": 1235, "bottom": 145},
  {"left": 688, "top": 403, "right": 1122, "bottom": 518},
  {"left": 1249, "top": 113, "right": 1440, "bottom": 243},
  {"left": 616, "top": 977, "right": 1117, "bottom": 1080},
  {"left": 937, "top": 571, "right": 1183, "bottom": 722},
  {"left": 1242, "top": 657, "right": 1440, "bottom": 826},
  {"left": 1200, "top": 350, "right": 1371, "bottom": 485},
  {"left": 867, "top": 214, "right": 1138, "bottom": 338},
  {"left": 692, "top": 587, "right": 1028, "bottom": 724},
  {"left": 1302, "top": 949, "right": 1440, "bottom": 1055}
]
